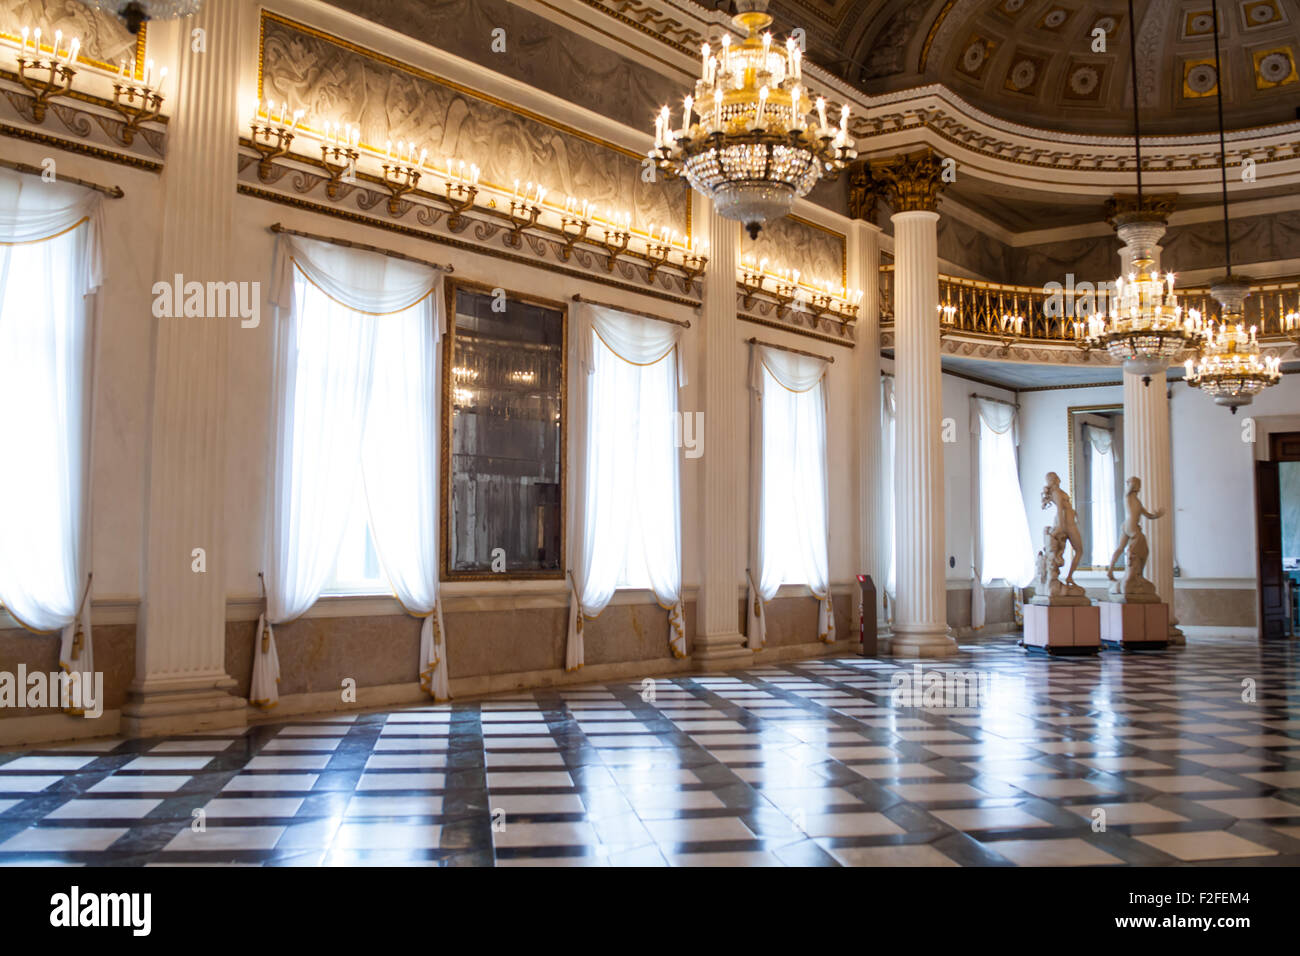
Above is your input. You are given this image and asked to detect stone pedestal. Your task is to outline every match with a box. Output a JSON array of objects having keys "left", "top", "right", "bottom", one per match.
[
  {"left": 1023, "top": 603, "right": 1100, "bottom": 656},
  {"left": 1100, "top": 601, "right": 1170, "bottom": 650}
]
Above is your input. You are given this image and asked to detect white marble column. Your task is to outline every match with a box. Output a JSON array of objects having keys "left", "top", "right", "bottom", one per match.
[
  {"left": 850, "top": 221, "right": 888, "bottom": 633},
  {"left": 692, "top": 198, "right": 751, "bottom": 666},
  {"left": 1115, "top": 215, "right": 1183, "bottom": 644},
  {"left": 890, "top": 207, "right": 957, "bottom": 657},
  {"left": 122, "top": 0, "right": 250, "bottom": 735}
]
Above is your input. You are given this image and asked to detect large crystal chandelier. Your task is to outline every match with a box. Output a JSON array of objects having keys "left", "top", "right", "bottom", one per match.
[
  {"left": 1084, "top": 0, "right": 1202, "bottom": 383},
  {"left": 1185, "top": 0, "right": 1280, "bottom": 412},
  {"left": 648, "top": 0, "right": 856, "bottom": 238},
  {"left": 1085, "top": 245, "right": 1203, "bottom": 382},
  {"left": 1185, "top": 279, "right": 1281, "bottom": 411},
  {"left": 78, "top": 1, "right": 202, "bottom": 34}
]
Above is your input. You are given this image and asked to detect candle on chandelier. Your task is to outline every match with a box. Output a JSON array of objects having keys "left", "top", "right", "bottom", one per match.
[
  {"left": 32, "top": 28, "right": 40, "bottom": 56},
  {"left": 67, "top": 37, "right": 79, "bottom": 64},
  {"left": 761, "top": 31, "right": 771, "bottom": 63},
  {"left": 791, "top": 85, "right": 802, "bottom": 128},
  {"left": 700, "top": 42, "right": 710, "bottom": 81},
  {"left": 815, "top": 96, "right": 827, "bottom": 132},
  {"left": 19, "top": 27, "right": 28, "bottom": 52},
  {"left": 711, "top": 88, "right": 723, "bottom": 131},
  {"left": 53, "top": 29, "right": 61, "bottom": 60},
  {"left": 144, "top": 57, "right": 153, "bottom": 87},
  {"left": 681, "top": 95, "right": 693, "bottom": 138},
  {"left": 791, "top": 43, "right": 802, "bottom": 81},
  {"left": 755, "top": 85, "right": 768, "bottom": 128}
]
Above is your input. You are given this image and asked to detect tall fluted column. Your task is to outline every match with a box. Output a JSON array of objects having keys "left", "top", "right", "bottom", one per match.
[
  {"left": 877, "top": 153, "right": 956, "bottom": 657},
  {"left": 693, "top": 198, "right": 751, "bottom": 666},
  {"left": 122, "top": 1, "right": 250, "bottom": 735},
  {"left": 1113, "top": 208, "right": 1183, "bottom": 644},
  {"left": 849, "top": 219, "right": 887, "bottom": 631}
]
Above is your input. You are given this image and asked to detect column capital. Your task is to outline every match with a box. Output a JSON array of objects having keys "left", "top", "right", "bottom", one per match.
[
  {"left": 1103, "top": 193, "right": 1177, "bottom": 229},
  {"left": 868, "top": 150, "right": 947, "bottom": 214}
]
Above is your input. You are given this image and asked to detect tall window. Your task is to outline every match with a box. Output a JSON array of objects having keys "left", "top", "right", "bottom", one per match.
[
  {"left": 746, "top": 344, "right": 834, "bottom": 648},
  {"left": 1087, "top": 426, "right": 1118, "bottom": 566},
  {"left": 566, "top": 301, "right": 686, "bottom": 669},
  {"left": 0, "top": 174, "right": 99, "bottom": 671},
  {"left": 444, "top": 282, "right": 564, "bottom": 578},
  {"left": 972, "top": 397, "right": 1034, "bottom": 586}
]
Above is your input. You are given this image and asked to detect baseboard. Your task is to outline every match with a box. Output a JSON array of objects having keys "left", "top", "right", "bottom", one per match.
[
  {"left": 0, "top": 710, "right": 122, "bottom": 749},
  {"left": 1178, "top": 626, "right": 1261, "bottom": 641}
]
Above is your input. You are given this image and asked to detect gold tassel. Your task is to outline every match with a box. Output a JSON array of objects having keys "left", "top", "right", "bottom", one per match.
[
  {"left": 71, "top": 622, "right": 84, "bottom": 661},
  {"left": 261, "top": 622, "right": 271, "bottom": 653}
]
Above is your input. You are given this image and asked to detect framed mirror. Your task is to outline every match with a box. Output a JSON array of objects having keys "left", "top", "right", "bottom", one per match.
[{"left": 1067, "top": 404, "right": 1124, "bottom": 570}]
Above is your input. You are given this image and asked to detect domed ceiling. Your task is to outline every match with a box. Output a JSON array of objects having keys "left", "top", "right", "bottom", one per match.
[{"left": 762, "top": 0, "right": 1300, "bottom": 134}]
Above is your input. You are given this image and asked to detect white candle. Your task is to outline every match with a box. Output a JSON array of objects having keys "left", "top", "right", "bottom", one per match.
[
  {"left": 681, "top": 95, "right": 692, "bottom": 137},
  {"left": 33, "top": 28, "right": 40, "bottom": 56},
  {"left": 756, "top": 85, "right": 768, "bottom": 127},
  {"left": 53, "top": 30, "right": 62, "bottom": 60},
  {"left": 839, "top": 103, "right": 849, "bottom": 135},
  {"left": 792, "top": 45, "right": 802, "bottom": 81},
  {"left": 700, "top": 43, "right": 709, "bottom": 80},
  {"left": 816, "top": 96, "right": 827, "bottom": 131},
  {"left": 144, "top": 57, "right": 153, "bottom": 87},
  {"left": 67, "top": 38, "right": 80, "bottom": 65},
  {"left": 791, "top": 85, "right": 801, "bottom": 128},
  {"left": 20, "top": 27, "right": 28, "bottom": 53}
]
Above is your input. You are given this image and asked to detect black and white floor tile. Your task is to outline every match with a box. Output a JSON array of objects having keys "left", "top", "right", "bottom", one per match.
[{"left": 2, "top": 636, "right": 1299, "bottom": 866}]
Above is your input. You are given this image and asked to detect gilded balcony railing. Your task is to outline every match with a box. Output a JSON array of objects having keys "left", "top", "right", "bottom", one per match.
[{"left": 878, "top": 264, "right": 1300, "bottom": 343}]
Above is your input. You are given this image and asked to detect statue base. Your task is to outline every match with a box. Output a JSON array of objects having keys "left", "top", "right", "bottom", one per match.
[
  {"left": 1104, "top": 590, "right": 1162, "bottom": 604},
  {"left": 1029, "top": 594, "right": 1092, "bottom": 607},
  {"left": 1100, "top": 601, "right": 1169, "bottom": 650},
  {"left": 1022, "top": 603, "right": 1100, "bottom": 656}
]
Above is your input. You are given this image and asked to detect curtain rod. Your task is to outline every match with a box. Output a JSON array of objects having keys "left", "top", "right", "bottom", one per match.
[
  {"left": 747, "top": 336, "right": 834, "bottom": 363},
  {"left": 971, "top": 392, "right": 1019, "bottom": 408},
  {"left": 571, "top": 294, "right": 692, "bottom": 328},
  {"left": 0, "top": 158, "right": 123, "bottom": 197},
  {"left": 270, "top": 223, "right": 454, "bottom": 273}
]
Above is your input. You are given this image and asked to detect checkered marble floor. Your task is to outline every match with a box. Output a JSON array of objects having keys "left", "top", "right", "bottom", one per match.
[{"left": 2, "top": 635, "right": 1299, "bottom": 866}]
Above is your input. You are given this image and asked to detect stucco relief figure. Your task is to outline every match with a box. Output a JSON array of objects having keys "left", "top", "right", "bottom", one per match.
[
  {"left": 1031, "top": 472, "right": 1088, "bottom": 605},
  {"left": 1106, "top": 476, "right": 1164, "bottom": 602}
]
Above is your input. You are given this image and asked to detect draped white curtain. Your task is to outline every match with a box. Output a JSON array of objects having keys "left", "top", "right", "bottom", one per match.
[
  {"left": 566, "top": 302, "right": 686, "bottom": 671},
  {"left": 882, "top": 376, "right": 896, "bottom": 617},
  {"left": 0, "top": 171, "right": 102, "bottom": 710},
  {"left": 264, "top": 235, "right": 449, "bottom": 705},
  {"left": 1088, "top": 426, "right": 1118, "bottom": 567},
  {"left": 971, "top": 399, "right": 1035, "bottom": 630},
  {"left": 746, "top": 344, "right": 834, "bottom": 649}
]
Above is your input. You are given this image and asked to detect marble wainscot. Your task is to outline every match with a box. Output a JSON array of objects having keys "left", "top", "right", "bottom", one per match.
[
  {"left": 1022, "top": 472, "right": 1099, "bottom": 655},
  {"left": 1100, "top": 477, "right": 1170, "bottom": 651}
]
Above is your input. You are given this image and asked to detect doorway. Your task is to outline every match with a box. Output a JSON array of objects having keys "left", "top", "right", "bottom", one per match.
[{"left": 1256, "top": 432, "right": 1300, "bottom": 640}]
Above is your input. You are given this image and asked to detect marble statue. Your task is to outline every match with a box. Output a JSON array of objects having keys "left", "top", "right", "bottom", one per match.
[
  {"left": 1031, "top": 472, "right": 1089, "bottom": 605},
  {"left": 1106, "top": 476, "right": 1164, "bottom": 603}
]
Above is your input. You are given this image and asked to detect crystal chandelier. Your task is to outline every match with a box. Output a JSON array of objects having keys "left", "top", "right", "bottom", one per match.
[
  {"left": 1186, "top": 0, "right": 1280, "bottom": 411},
  {"left": 1185, "top": 280, "right": 1281, "bottom": 412},
  {"left": 647, "top": 0, "right": 855, "bottom": 238},
  {"left": 78, "top": 1, "right": 202, "bottom": 34},
  {"left": 1085, "top": 0, "right": 1202, "bottom": 383},
  {"left": 1085, "top": 251, "right": 1203, "bottom": 382}
]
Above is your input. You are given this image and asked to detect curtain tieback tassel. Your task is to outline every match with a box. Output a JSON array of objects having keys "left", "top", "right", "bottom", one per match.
[{"left": 70, "top": 623, "right": 84, "bottom": 661}]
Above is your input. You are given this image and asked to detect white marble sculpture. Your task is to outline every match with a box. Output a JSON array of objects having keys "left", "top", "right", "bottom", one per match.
[
  {"left": 1106, "top": 476, "right": 1164, "bottom": 603},
  {"left": 1031, "top": 472, "right": 1089, "bottom": 605}
]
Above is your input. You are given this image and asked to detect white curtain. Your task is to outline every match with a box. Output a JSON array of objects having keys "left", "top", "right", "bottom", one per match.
[
  {"left": 746, "top": 344, "right": 834, "bottom": 649},
  {"left": 1088, "top": 426, "right": 1118, "bottom": 567},
  {"left": 265, "top": 235, "right": 449, "bottom": 704},
  {"left": 0, "top": 170, "right": 102, "bottom": 712},
  {"left": 882, "top": 376, "right": 896, "bottom": 618},
  {"left": 566, "top": 302, "right": 686, "bottom": 671},
  {"left": 972, "top": 399, "right": 1035, "bottom": 603}
]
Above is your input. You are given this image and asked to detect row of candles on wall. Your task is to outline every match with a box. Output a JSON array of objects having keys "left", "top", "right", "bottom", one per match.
[
  {"left": 8, "top": 25, "right": 167, "bottom": 134},
  {"left": 249, "top": 104, "right": 734, "bottom": 271},
  {"left": 741, "top": 255, "right": 863, "bottom": 317}
]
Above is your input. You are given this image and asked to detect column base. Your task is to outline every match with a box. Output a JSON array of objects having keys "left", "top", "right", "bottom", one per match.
[
  {"left": 692, "top": 631, "right": 753, "bottom": 670},
  {"left": 885, "top": 624, "right": 959, "bottom": 659},
  {"left": 121, "top": 677, "right": 246, "bottom": 738}
]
